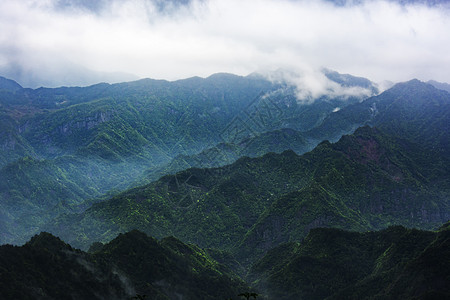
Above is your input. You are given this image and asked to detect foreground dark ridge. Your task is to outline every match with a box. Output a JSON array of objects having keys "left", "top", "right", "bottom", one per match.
[
  {"left": 0, "top": 230, "right": 248, "bottom": 300},
  {"left": 249, "top": 221, "right": 450, "bottom": 300},
  {"left": 0, "top": 223, "right": 448, "bottom": 300}
]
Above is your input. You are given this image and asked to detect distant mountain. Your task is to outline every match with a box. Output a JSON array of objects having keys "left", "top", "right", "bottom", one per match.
[
  {"left": 41, "top": 78, "right": 450, "bottom": 255},
  {"left": 0, "top": 76, "right": 22, "bottom": 92},
  {"left": 139, "top": 128, "right": 315, "bottom": 185},
  {"left": 308, "top": 79, "right": 450, "bottom": 154},
  {"left": 0, "top": 230, "right": 247, "bottom": 300},
  {"left": 2, "top": 74, "right": 449, "bottom": 252},
  {"left": 0, "top": 62, "right": 139, "bottom": 89},
  {"left": 43, "top": 125, "right": 450, "bottom": 266},
  {"left": 428, "top": 79, "right": 450, "bottom": 93},
  {"left": 249, "top": 224, "right": 450, "bottom": 300},
  {"left": 0, "top": 73, "right": 279, "bottom": 166},
  {"left": 323, "top": 68, "right": 379, "bottom": 93},
  {"left": 1, "top": 65, "right": 449, "bottom": 298},
  {"left": 0, "top": 73, "right": 275, "bottom": 244},
  {"left": 0, "top": 70, "right": 378, "bottom": 245}
]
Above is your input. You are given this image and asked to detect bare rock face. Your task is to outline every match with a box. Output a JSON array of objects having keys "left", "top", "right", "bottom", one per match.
[{"left": 57, "top": 111, "right": 113, "bottom": 135}]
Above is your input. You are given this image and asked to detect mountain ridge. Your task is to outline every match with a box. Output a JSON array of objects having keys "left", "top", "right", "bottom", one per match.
[
  {"left": 249, "top": 224, "right": 450, "bottom": 299},
  {"left": 0, "top": 72, "right": 449, "bottom": 299},
  {"left": 1, "top": 224, "right": 448, "bottom": 300},
  {"left": 43, "top": 124, "right": 450, "bottom": 259},
  {"left": 0, "top": 230, "right": 248, "bottom": 300},
  {"left": 0, "top": 70, "right": 381, "bottom": 245}
]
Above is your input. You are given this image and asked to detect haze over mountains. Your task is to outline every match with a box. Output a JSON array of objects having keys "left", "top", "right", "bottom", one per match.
[
  {"left": 0, "top": 69, "right": 380, "bottom": 245},
  {"left": 1, "top": 0, "right": 450, "bottom": 298},
  {"left": 1, "top": 70, "right": 449, "bottom": 299},
  {"left": 2, "top": 0, "right": 450, "bottom": 88}
]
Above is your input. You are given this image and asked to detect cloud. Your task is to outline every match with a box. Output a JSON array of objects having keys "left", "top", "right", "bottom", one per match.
[
  {"left": 0, "top": 0, "right": 449, "bottom": 87},
  {"left": 258, "top": 67, "right": 376, "bottom": 103}
]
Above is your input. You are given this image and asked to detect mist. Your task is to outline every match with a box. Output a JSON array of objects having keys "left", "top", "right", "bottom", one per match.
[
  {"left": 0, "top": 0, "right": 449, "bottom": 88},
  {"left": 260, "top": 68, "right": 377, "bottom": 103}
]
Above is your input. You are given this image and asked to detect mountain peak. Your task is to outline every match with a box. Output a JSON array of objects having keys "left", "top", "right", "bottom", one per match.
[
  {"left": 352, "top": 125, "right": 380, "bottom": 136},
  {"left": 207, "top": 72, "right": 242, "bottom": 79},
  {"left": 323, "top": 68, "right": 376, "bottom": 90},
  {"left": 390, "top": 78, "right": 437, "bottom": 92},
  {"left": 101, "top": 230, "right": 160, "bottom": 254},
  {"left": 427, "top": 80, "right": 450, "bottom": 93},
  {"left": 376, "top": 78, "right": 449, "bottom": 107},
  {"left": 0, "top": 76, "right": 23, "bottom": 91},
  {"left": 26, "top": 232, "right": 72, "bottom": 252}
]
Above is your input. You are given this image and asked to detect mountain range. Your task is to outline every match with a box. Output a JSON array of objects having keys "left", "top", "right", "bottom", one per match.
[
  {"left": 249, "top": 222, "right": 450, "bottom": 299},
  {"left": 39, "top": 79, "right": 450, "bottom": 256},
  {"left": 0, "top": 70, "right": 449, "bottom": 299},
  {"left": 0, "top": 70, "right": 379, "bottom": 245},
  {"left": 1, "top": 223, "right": 448, "bottom": 299},
  {"left": 0, "top": 230, "right": 248, "bottom": 299}
]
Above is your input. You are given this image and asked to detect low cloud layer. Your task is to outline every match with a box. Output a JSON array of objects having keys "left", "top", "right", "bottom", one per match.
[
  {"left": 262, "top": 68, "right": 377, "bottom": 102},
  {"left": 0, "top": 0, "right": 449, "bottom": 87}
]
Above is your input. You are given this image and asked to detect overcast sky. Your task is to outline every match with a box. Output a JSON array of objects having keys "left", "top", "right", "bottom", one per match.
[{"left": 0, "top": 0, "right": 449, "bottom": 87}]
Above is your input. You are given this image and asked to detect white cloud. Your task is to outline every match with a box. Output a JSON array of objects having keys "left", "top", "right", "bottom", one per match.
[
  {"left": 260, "top": 68, "right": 375, "bottom": 103},
  {"left": 0, "top": 0, "right": 449, "bottom": 87}
]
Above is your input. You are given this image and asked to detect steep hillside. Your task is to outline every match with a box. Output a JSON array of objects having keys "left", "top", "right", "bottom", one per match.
[
  {"left": 1, "top": 225, "right": 448, "bottom": 300},
  {"left": 0, "top": 73, "right": 276, "bottom": 244},
  {"left": 0, "top": 231, "right": 248, "bottom": 300},
  {"left": 0, "top": 71, "right": 378, "bottom": 245},
  {"left": 309, "top": 79, "right": 450, "bottom": 151},
  {"left": 140, "top": 128, "right": 315, "bottom": 185},
  {"left": 238, "top": 124, "right": 449, "bottom": 260},
  {"left": 249, "top": 224, "right": 450, "bottom": 300},
  {"left": 44, "top": 126, "right": 450, "bottom": 261},
  {"left": 0, "top": 114, "right": 35, "bottom": 165},
  {"left": 0, "top": 76, "right": 23, "bottom": 92},
  {"left": 143, "top": 79, "right": 449, "bottom": 187},
  {"left": 0, "top": 155, "right": 153, "bottom": 244},
  {"left": 2, "top": 76, "right": 449, "bottom": 252},
  {"left": 0, "top": 232, "right": 129, "bottom": 299}
]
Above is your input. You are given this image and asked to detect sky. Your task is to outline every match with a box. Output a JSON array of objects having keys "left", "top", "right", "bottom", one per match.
[{"left": 0, "top": 0, "right": 449, "bottom": 88}]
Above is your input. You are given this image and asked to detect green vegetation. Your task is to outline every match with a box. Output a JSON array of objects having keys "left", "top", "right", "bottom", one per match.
[
  {"left": 0, "top": 71, "right": 379, "bottom": 245},
  {"left": 1, "top": 224, "right": 448, "bottom": 299},
  {"left": 0, "top": 73, "right": 449, "bottom": 298},
  {"left": 250, "top": 224, "right": 450, "bottom": 299},
  {"left": 143, "top": 128, "right": 315, "bottom": 185},
  {"left": 0, "top": 231, "right": 247, "bottom": 300},
  {"left": 44, "top": 125, "right": 449, "bottom": 266},
  {"left": 0, "top": 73, "right": 276, "bottom": 244}
]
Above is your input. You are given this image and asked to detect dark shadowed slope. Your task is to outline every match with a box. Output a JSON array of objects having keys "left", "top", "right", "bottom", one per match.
[
  {"left": 249, "top": 224, "right": 450, "bottom": 300},
  {"left": 0, "top": 230, "right": 247, "bottom": 300}
]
